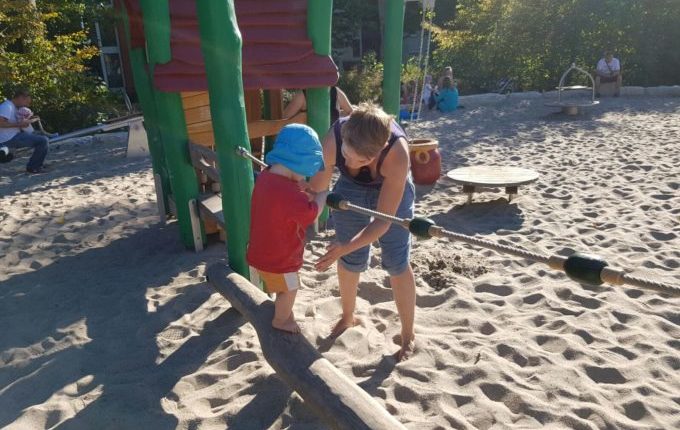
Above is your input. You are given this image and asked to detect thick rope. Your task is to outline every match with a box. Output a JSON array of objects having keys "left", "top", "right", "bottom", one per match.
[
  {"left": 334, "top": 198, "right": 679, "bottom": 295},
  {"left": 430, "top": 226, "right": 551, "bottom": 265},
  {"left": 619, "top": 273, "right": 680, "bottom": 295}
]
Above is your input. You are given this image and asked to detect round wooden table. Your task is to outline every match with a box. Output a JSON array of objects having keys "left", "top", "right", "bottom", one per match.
[{"left": 446, "top": 166, "right": 539, "bottom": 203}]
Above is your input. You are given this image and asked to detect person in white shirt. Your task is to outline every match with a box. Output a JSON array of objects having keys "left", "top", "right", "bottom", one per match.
[
  {"left": 0, "top": 88, "right": 48, "bottom": 172},
  {"left": 595, "top": 51, "right": 622, "bottom": 97}
]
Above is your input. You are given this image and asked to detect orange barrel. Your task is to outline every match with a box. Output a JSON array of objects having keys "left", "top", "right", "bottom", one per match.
[{"left": 408, "top": 139, "right": 441, "bottom": 185}]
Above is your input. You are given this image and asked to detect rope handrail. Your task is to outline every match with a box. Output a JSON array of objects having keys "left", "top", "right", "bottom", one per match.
[{"left": 326, "top": 193, "right": 680, "bottom": 296}]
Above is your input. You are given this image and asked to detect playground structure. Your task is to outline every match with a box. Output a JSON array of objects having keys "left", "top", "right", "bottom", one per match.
[
  {"left": 119, "top": 0, "right": 407, "bottom": 277},
  {"left": 545, "top": 63, "right": 600, "bottom": 115},
  {"left": 113, "top": 2, "right": 680, "bottom": 428},
  {"left": 117, "top": 2, "right": 411, "bottom": 428}
]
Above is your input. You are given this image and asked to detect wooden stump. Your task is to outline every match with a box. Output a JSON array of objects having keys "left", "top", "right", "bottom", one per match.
[{"left": 206, "top": 263, "right": 406, "bottom": 430}]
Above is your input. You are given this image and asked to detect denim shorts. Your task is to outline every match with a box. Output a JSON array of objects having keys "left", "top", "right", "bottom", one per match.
[{"left": 332, "top": 175, "right": 415, "bottom": 276}]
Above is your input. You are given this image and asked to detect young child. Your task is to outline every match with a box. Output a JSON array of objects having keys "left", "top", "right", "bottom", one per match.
[
  {"left": 246, "top": 124, "right": 328, "bottom": 334},
  {"left": 16, "top": 107, "right": 35, "bottom": 133},
  {"left": 436, "top": 76, "right": 459, "bottom": 112}
]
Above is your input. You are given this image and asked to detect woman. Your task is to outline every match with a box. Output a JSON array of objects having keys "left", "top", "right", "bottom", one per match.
[
  {"left": 310, "top": 103, "right": 416, "bottom": 361},
  {"left": 282, "top": 86, "right": 354, "bottom": 123}
]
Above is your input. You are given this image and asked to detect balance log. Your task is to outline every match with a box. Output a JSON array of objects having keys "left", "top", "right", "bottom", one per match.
[{"left": 206, "top": 263, "right": 406, "bottom": 430}]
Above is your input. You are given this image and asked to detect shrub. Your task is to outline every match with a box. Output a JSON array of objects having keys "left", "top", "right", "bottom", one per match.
[{"left": 0, "top": 1, "right": 125, "bottom": 134}]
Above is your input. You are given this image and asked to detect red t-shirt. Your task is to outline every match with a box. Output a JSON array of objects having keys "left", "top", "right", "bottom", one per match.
[{"left": 246, "top": 170, "right": 318, "bottom": 273}]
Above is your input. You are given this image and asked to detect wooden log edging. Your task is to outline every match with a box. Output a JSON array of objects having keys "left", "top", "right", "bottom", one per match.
[{"left": 206, "top": 263, "right": 406, "bottom": 430}]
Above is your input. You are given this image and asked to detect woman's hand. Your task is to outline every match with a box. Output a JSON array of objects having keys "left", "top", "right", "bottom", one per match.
[{"left": 315, "top": 241, "right": 347, "bottom": 272}]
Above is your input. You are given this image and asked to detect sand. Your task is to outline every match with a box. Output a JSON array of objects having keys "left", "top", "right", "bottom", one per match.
[{"left": 1, "top": 96, "right": 678, "bottom": 430}]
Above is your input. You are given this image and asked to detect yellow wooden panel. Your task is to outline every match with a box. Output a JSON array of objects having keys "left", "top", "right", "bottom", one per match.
[
  {"left": 181, "top": 92, "right": 211, "bottom": 110},
  {"left": 187, "top": 120, "right": 213, "bottom": 135},
  {"left": 181, "top": 91, "right": 206, "bottom": 99},
  {"left": 188, "top": 131, "right": 215, "bottom": 148},
  {"left": 184, "top": 105, "right": 213, "bottom": 125}
]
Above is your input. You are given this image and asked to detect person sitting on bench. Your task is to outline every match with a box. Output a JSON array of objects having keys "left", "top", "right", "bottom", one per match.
[
  {"left": 595, "top": 50, "right": 622, "bottom": 97},
  {"left": 0, "top": 88, "right": 48, "bottom": 173}
]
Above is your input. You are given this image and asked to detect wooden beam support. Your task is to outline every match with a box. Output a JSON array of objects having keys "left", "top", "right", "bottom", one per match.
[
  {"left": 247, "top": 112, "right": 308, "bottom": 140},
  {"left": 206, "top": 263, "right": 406, "bottom": 430}
]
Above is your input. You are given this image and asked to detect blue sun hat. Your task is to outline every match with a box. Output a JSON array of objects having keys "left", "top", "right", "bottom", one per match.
[{"left": 266, "top": 123, "right": 324, "bottom": 177}]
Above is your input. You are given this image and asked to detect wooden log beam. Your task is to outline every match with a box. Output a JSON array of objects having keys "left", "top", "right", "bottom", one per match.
[{"left": 206, "top": 263, "right": 406, "bottom": 430}]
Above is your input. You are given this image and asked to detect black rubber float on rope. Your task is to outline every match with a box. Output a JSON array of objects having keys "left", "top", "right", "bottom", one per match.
[{"left": 326, "top": 193, "right": 679, "bottom": 296}]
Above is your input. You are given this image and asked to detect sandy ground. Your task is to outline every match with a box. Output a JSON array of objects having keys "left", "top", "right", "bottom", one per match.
[{"left": 1, "top": 96, "right": 678, "bottom": 430}]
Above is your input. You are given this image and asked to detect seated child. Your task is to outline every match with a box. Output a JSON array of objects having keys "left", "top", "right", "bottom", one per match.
[
  {"left": 246, "top": 124, "right": 328, "bottom": 333},
  {"left": 436, "top": 77, "right": 459, "bottom": 112},
  {"left": 16, "top": 107, "right": 35, "bottom": 133}
]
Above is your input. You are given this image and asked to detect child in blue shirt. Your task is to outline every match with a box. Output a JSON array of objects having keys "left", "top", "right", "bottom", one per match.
[{"left": 436, "top": 77, "right": 459, "bottom": 112}]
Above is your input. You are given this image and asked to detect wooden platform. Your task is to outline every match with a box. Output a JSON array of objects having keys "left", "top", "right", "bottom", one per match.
[
  {"left": 555, "top": 85, "right": 591, "bottom": 91},
  {"left": 544, "top": 100, "right": 600, "bottom": 115},
  {"left": 446, "top": 166, "right": 539, "bottom": 203}
]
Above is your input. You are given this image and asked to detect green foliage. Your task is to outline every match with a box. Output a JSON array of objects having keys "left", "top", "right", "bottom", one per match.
[
  {"left": 430, "top": 0, "right": 680, "bottom": 93},
  {"left": 331, "top": 0, "right": 378, "bottom": 61},
  {"left": 337, "top": 53, "right": 428, "bottom": 106},
  {"left": 0, "top": 0, "right": 124, "bottom": 133},
  {"left": 338, "top": 52, "right": 384, "bottom": 105}
]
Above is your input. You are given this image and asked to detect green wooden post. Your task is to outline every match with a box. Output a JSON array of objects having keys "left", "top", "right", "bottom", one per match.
[
  {"left": 118, "top": 3, "right": 171, "bottom": 215},
  {"left": 196, "top": 0, "right": 254, "bottom": 277},
  {"left": 307, "top": 0, "right": 334, "bottom": 224},
  {"left": 382, "top": 0, "right": 405, "bottom": 116},
  {"left": 306, "top": 0, "right": 332, "bottom": 137},
  {"left": 140, "top": 0, "right": 202, "bottom": 248}
]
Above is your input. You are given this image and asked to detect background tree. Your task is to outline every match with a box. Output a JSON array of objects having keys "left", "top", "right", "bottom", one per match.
[
  {"left": 430, "top": 0, "right": 680, "bottom": 93},
  {"left": 0, "top": 0, "right": 123, "bottom": 133}
]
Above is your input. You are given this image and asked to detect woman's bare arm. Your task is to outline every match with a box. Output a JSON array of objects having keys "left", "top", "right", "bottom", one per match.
[
  {"left": 309, "top": 129, "right": 336, "bottom": 193},
  {"left": 335, "top": 87, "right": 354, "bottom": 116},
  {"left": 282, "top": 91, "right": 307, "bottom": 119}
]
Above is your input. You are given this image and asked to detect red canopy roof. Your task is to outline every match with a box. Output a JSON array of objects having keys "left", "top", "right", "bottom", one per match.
[{"left": 151, "top": 0, "right": 338, "bottom": 92}]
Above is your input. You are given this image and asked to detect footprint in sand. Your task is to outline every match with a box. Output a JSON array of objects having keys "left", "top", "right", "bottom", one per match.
[
  {"left": 479, "top": 322, "right": 496, "bottom": 335},
  {"left": 623, "top": 400, "right": 648, "bottom": 421},
  {"left": 649, "top": 231, "right": 676, "bottom": 241},
  {"left": 523, "top": 293, "right": 545, "bottom": 305},
  {"left": 607, "top": 346, "right": 637, "bottom": 360},
  {"left": 474, "top": 283, "right": 513, "bottom": 297},
  {"left": 573, "top": 329, "right": 595, "bottom": 345},
  {"left": 583, "top": 366, "right": 627, "bottom": 384},
  {"left": 496, "top": 343, "right": 530, "bottom": 367},
  {"left": 225, "top": 350, "right": 258, "bottom": 371}
]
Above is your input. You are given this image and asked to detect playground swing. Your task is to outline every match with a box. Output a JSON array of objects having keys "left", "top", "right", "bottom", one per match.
[
  {"left": 406, "top": 0, "right": 435, "bottom": 123},
  {"left": 545, "top": 63, "right": 600, "bottom": 115}
]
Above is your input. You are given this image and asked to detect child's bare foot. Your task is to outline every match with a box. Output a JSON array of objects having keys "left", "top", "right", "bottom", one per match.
[
  {"left": 329, "top": 316, "right": 360, "bottom": 338},
  {"left": 272, "top": 318, "right": 301, "bottom": 334},
  {"left": 396, "top": 337, "right": 416, "bottom": 362}
]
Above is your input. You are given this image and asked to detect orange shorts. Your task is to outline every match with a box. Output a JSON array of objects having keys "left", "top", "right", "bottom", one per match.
[{"left": 250, "top": 268, "right": 300, "bottom": 294}]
